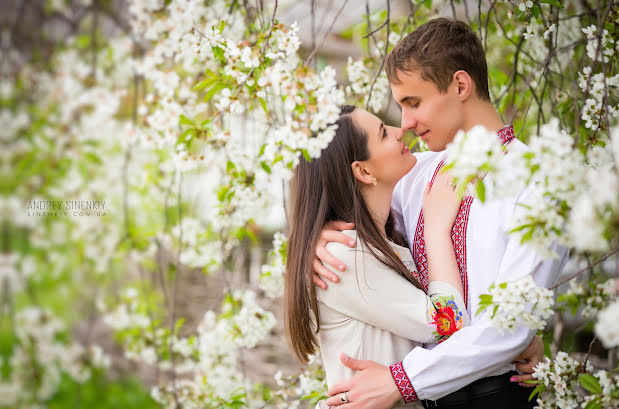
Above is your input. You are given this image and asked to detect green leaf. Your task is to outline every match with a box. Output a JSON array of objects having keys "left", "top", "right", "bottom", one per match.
[
  {"left": 584, "top": 400, "right": 602, "bottom": 409},
  {"left": 260, "top": 162, "right": 271, "bottom": 174},
  {"left": 520, "top": 228, "right": 534, "bottom": 244},
  {"left": 179, "top": 114, "right": 194, "bottom": 126},
  {"left": 259, "top": 97, "right": 268, "bottom": 114},
  {"left": 204, "top": 83, "right": 225, "bottom": 102},
  {"left": 528, "top": 383, "right": 546, "bottom": 401},
  {"left": 174, "top": 318, "right": 185, "bottom": 334},
  {"left": 217, "top": 20, "right": 226, "bottom": 33},
  {"left": 84, "top": 152, "right": 102, "bottom": 165},
  {"left": 579, "top": 374, "right": 602, "bottom": 395},
  {"left": 492, "top": 304, "right": 499, "bottom": 318},
  {"left": 476, "top": 179, "right": 486, "bottom": 202},
  {"left": 539, "top": 0, "right": 564, "bottom": 7},
  {"left": 301, "top": 149, "right": 311, "bottom": 162},
  {"left": 509, "top": 223, "right": 531, "bottom": 233},
  {"left": 212, "top": 46, "right": 226, "bottom": 63},
  {"left": 423, "top": 0, "right": 432, "bottom": 9},
  {"left": 193, "top": 77, "right": 217, "bottom": 90}
]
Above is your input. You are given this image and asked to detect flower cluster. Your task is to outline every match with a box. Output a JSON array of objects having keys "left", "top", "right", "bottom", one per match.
[
  {"left": 559, "top": 278, "right": 616, "bottom": 319},
  {"left": 269, "top": 355, "right": 328, "bottom": 409},
  {"left": 222, "top": 289, "right": 277, "bottom": 349},
  {"left": 156, "top": 217, "right": 227, "bottom": 272},
  {"left": 346, "top": 57, "right": 390, "bottom": 113},
  {"left": 565, "top": 127, "right": 619, "bottom": 252},
  {"left": 507, "top": 119, "right": 588, "bottom": 256},
  {"left": 477, "top": 275, "right": 554, "bottom": 333},
  {"left": 578, "top": 66, "right": 619, "bottom": 130},
  {"left": 446, "top": 119, "right": 618, "bottom": 256},
  {"left": 581, "top": 25, "right": 617, "bottom": 63},
  {"left": 443, "top": 125, "right": 505, "bottom": 199},
  {"left": 260, "top": 232, "right": 288, "bottom": 299},
  {"left": 531, "top": 352, "right": 619, "bottom": 409},
  {"left": 594, "top": 298, "right": 619, "bottom": 348},
  {"left": 2, "top": 307, "right": 110, "bottom": 407}
]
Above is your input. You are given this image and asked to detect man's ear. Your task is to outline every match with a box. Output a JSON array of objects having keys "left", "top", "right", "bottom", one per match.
[
  {"left": 452, "top": 70, "right": 473, "bottom": 100},
  {"left": 351, "top": 161, "right": 373, "bottom": 185}
]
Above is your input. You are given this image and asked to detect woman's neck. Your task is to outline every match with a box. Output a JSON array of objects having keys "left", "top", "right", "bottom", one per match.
[{"left": 361, "top": 185, "right": 393, "bottom": 238}]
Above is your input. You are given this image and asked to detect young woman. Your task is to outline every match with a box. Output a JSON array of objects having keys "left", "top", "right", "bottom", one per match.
[{"left": 284, "top": 105, "right": 469, "bottom": 408}]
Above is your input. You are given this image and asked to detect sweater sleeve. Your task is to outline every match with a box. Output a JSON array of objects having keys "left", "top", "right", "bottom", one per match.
[{"left": 317, "top": 232, "right": 470, "bottom": 344}]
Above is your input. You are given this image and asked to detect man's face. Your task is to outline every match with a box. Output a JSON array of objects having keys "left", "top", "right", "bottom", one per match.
[{"left": 390, "top": 69, "right": 465, "bottom": 151}]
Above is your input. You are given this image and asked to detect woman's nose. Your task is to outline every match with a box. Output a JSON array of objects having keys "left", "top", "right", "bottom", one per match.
[{"left": 395, "top": 128, "right": 404, "bottom": 141}]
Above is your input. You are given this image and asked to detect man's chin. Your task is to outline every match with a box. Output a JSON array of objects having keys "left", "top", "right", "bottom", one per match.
[{"left": 426, "top": 141, "right": 447, "bottom": 152}]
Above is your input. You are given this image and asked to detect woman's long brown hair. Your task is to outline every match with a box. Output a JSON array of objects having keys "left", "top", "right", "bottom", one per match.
[{"left": 284, "top": 105, "right": 424, "bottom": 364}]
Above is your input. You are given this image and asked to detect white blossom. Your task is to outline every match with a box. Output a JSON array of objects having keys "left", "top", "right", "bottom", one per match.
[
  {"left": 479, "top": 275, "right": 554, "bottom": 333},
  {"left": 595, "top": 298, "right": 619, "bottom": 348}
]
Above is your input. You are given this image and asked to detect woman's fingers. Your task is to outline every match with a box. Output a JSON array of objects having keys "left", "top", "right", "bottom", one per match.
[{"left": 509, "top": 373, "right": 537, "bottom": 387}]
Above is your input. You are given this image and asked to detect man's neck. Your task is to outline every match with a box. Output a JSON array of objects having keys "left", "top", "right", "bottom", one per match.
[{"left": 461, "top": 100, "right": 505, "bottom": 134}]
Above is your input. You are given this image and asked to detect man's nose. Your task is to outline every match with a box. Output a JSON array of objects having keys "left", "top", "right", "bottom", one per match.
[{"left": 401, "top": 109, "right": 417, "bottom": 133}]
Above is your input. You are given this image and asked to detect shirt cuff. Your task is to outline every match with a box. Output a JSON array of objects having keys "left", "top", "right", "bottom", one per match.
[{"left": 389, "top": 361, "right": 419, "bottom": 403}]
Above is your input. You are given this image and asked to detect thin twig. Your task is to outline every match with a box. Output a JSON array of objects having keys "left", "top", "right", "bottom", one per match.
[
  {"left": 366, "top": 0, "right": 390, "bottom": 112},
  {"left": 550, "top": 247, "right": 619, "bottom": 290},
  {"left": 304, "top": 0, "right": 350, "bottom": 66},
  {"left": 581, "top": 336, "right": 597, "bottom": 374}
]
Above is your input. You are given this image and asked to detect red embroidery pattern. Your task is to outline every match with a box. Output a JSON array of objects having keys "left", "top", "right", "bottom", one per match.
[
  {"left": 430, "top": 297, "right": 466, "bottom": 343},
  {"left": 390, "top": 361, "right": 419, "bottom": 403},
  {"left": 413, "top": 187, "right": 472, "bottom": 305},
  {"left": 498, "top": 125, "right": 516, "bottom": 145},
  {"left": 411, "top": 160, "right": 446, "bottom": 291}
]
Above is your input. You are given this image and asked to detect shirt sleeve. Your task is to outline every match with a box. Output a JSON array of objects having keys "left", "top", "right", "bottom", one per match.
[
  {"left": 318, "top": 235, "right": 470, "bottom": 344},
  {"left": 389, "top": 188, "right": 570, "bottom": 403}
]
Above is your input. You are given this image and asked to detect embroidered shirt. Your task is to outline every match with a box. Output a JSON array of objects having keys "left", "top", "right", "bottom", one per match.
[{"left": 389, "top": 126, "right": 569, "bottom": 403}]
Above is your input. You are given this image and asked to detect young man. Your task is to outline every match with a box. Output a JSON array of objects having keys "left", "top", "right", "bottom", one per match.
[{"left": 313, "top": 18, "right": 569, "bottom": 409}]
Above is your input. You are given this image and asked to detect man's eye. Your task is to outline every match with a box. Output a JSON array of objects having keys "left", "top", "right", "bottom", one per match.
[
  {"left": 410, "top": 102, "right": 420, "bottom": 108},
  {"left": 383, "top": 128, "right": 388, "bottom": 138}
]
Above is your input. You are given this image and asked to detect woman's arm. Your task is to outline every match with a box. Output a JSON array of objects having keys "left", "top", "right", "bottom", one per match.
[
  {"left": 422, "top": 173, "right": 465, "bottom": 299},
  {"left": 319, "top": 232, "right": 469, "bottom": 344}
]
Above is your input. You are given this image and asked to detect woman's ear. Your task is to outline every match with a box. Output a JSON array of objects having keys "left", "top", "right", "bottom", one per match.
[
  {"left": 452, "top": 70, "right": 472, "bottom": 100},
  {"left": 351, "top": 161, "right": 373, "bottom": 186}
]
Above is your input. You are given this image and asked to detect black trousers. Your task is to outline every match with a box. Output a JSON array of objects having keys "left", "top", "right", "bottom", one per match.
[{"left": 421, "top": 371, "right": 536, "bottom": 409}]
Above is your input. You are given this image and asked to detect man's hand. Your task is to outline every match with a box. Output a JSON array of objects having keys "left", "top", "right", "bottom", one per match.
[
  {"left": 325, "top": 354, "right": 401, "bottom": 409},
  {"left": 313, "top": 221, "right": 356, "bottom": 289},
  {"left": 510, "top": 335, "right": 545, "bottom": 387}
]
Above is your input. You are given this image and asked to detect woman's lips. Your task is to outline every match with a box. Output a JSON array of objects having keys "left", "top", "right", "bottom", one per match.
[{"left": 402, "top": 144, "right": 409, "bottom": 154}]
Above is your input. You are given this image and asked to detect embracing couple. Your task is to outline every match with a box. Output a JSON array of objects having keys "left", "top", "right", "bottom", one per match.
[{"left": 284, "top": 18, "right": 568, "bottom": 409}]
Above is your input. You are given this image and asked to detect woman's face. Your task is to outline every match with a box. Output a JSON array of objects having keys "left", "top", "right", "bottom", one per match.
[{"left": 351, "top": 108, "right": 417, "bottom": 187}]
